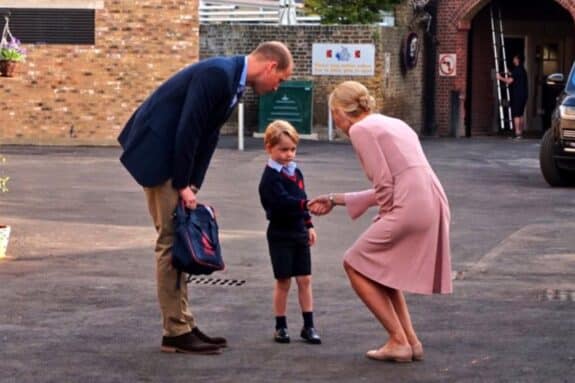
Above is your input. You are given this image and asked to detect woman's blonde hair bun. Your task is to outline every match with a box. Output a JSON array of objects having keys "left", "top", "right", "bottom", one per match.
[
  {"left": 329, "top": 81, "right": 375, "bottom": 117},
  {"left": 358, "top": 94, "right": 375, "bottom": 112}
]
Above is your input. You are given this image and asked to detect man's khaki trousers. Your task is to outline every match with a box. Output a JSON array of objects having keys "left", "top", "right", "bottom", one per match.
[{"left": 144, "top": 179, "right": 196, "bottom": 336}]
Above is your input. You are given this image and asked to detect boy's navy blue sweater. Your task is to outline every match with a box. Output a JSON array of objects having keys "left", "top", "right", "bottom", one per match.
[{"left": 259, "top": 166, "right": 313, "bottom": 235}]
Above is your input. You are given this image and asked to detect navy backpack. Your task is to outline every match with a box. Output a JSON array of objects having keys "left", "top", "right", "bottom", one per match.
[{"left": 172, "top": 202, "right": 225, "bottom": 288}]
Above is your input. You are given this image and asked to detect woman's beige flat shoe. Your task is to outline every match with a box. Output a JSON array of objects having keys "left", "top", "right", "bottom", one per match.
[
  {"left": 366, "top": 345, "right": 413, "bottom": 363},
  {"left": 411, "top": 342, "right": 424, "bottom": 361}
]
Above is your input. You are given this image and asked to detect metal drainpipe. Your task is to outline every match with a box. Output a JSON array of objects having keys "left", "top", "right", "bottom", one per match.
[{"left": 423, "top": 0, "right": 438, "bottom": 136}]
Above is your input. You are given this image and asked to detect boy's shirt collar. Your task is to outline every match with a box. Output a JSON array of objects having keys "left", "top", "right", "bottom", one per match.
[{"left": 267, "top": 158, "right": 297, "bottom": 176}]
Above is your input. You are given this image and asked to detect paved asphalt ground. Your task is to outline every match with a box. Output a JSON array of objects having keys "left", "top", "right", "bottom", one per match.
[{"left": 0, "top": 137, "right": 573, "bottom": 383}]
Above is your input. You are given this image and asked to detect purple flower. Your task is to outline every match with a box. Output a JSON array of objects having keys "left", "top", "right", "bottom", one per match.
[{"left": 0, "top": 36, "right": 27, "bottom": 61}]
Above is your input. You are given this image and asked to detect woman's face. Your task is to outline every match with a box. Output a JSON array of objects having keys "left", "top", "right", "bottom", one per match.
[{"left": 331, "top": 107, "right": 353, "bottom": 135}]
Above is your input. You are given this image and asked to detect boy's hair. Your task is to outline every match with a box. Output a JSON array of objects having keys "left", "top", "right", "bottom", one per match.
[{"left": 264, "top": 120, "right": 299, "bottom": 148}]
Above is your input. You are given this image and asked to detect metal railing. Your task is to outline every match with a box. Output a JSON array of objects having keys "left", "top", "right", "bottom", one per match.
[{"left": 199, "top": 0, "right": 320, "bottom": 24}]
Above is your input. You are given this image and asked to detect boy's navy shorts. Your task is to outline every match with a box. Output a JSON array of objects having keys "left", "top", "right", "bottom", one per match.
[{"left": 267, "top": 230, "right": 311, "bottom": 279}]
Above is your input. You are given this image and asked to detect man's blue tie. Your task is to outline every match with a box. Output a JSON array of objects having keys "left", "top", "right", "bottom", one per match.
[{"left": 230, "top": 86, "right": 245, "bottom": 109}]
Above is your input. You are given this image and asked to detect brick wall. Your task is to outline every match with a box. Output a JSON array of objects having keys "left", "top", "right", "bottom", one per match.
[
  {"left": 200, "top": 8, "right": 427, "bottom": 137},
  {"left": 436, "top": 0, "right": 575, "bottom": 136},
  {"left": 0, "top": 0, "right": 199, "bottom": 145}
]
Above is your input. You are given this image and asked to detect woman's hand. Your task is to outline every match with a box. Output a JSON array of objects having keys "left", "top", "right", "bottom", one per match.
[
  {"left": 308, "top": 227, "right": 317, "bottom": 246},
  {"left": 179, "top": 186, "right": 197, "bottom": 209},
  {"left": 308, "top": 195, "right": 334, "bottom": 216}
]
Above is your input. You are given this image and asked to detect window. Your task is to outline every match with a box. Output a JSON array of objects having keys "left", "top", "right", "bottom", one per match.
[
  {"left": 0, "top": 1, "right": 103, "bottom": 45},
  {"left": 542, "top": 44, "right": 559, "bottom": 76}
]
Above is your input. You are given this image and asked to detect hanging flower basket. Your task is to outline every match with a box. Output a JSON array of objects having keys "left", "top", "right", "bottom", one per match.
[
  {"left": 0, "top": 15, "right": 26, "bottom": 78},
  {"left": 0, "top": 225, "right": 10, "bottom": 258}
]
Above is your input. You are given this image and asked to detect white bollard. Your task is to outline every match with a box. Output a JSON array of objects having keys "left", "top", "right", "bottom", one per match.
[
  {"left": 238, "top": 102, "right": 244, "bottom": 151},
  {"left": 328, "top": 104, "right": 333, "bottom": 141}
]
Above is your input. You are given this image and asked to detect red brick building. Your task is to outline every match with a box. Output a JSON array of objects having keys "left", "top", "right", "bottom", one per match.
[
  {"left": 434, "top": 0, "right": 575, "bottom": 136},
  {"left": 0, "top": 0, "right": 199, "bottom": 145}
]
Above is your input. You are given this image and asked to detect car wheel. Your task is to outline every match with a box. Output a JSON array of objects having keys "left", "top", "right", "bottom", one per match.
[{"left": 539, "top": 129, "right": 572, "bottom": 186}]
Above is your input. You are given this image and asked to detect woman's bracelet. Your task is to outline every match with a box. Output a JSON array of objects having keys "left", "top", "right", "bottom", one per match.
[{"left": 328, "top": 193, "right": 335, "bottom": 207}]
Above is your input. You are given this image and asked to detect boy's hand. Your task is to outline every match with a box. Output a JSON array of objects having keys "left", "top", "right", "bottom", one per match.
[
  {"left": 308, "top": 196, "right": 334, "bottom": 216},
  {"left": 179, "top": 186, "right": 197, "bottom": 209},
  {"left": 308, "top": 227, "right": 317, "bottom": 246}
]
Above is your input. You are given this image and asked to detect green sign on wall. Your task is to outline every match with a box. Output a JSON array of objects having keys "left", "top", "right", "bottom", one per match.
[{"left": 258, "top": 80, "right": 313, "bottom": 135}]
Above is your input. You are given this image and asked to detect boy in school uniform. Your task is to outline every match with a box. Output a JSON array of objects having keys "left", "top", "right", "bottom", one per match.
[{"left": 258, "top": 120, "right": 321, "bottom": 345}]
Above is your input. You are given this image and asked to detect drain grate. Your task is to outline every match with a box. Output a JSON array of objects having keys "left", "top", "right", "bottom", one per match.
[
  {"left": 186, "top": 277, "right": 246, "bottom": 287},
  {"left": 539, "top": 289, "right": 574, "bottom": 302}
]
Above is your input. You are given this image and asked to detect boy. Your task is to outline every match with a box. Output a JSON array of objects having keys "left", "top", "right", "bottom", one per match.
[{"left": 258, "top": 120, "right": 321, "bottom": 345}]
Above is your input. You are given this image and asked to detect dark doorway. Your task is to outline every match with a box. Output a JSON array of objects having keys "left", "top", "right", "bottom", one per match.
[{"left": 504, "top": 38, "right": 525, "bottom": 71}]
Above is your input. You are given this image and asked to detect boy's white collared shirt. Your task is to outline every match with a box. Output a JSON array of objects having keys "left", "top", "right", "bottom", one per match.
[{"left": 267, "top": 158, "right": 297, "bottom": 176}]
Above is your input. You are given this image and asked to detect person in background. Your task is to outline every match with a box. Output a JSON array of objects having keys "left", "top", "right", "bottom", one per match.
[{"left": 497, "top": 54, "right": 528, "bottom": 139}]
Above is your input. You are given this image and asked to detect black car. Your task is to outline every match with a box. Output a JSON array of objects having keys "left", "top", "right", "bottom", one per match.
[{"left": 539, "top": 62, "right": 575, "bottom": 186}]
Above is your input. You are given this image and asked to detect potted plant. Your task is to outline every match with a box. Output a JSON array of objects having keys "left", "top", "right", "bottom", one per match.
[{"left": 0, "top": 37, "right": 26, "bottom": 77}]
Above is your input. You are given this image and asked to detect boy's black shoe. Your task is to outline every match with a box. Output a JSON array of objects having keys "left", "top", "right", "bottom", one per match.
[
  {"left": 300, "top": 327, "right": 322, "bottom": 344},
  {"left": 192, "top": 327, "right": 227, "bottom": 348},
  {"left": 161, "top": 331, "right": 222, "bottom": 354},
  {"left": 274, "top": 328, "right": 290, "bottom": 343}
]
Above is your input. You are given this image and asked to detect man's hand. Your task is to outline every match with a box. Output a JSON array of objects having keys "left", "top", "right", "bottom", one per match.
[
  {"left": 308, "top": 227, "right": 317, "bottom": 246},
  {"left": 179, "top": 186, "right": 197, "bottom": 209}
]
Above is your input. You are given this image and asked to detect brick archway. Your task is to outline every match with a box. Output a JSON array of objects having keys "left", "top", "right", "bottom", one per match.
[
  {"left": 452, "top": 0, "right": 575, "bottom": 28},
  {"left": 434, "top": 0, "right": 575, "bottom": 137}
]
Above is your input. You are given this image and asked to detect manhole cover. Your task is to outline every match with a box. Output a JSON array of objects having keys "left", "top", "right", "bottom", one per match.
[
  {"left": 539, "top": 289, "right": 574, "bottom": 302},
  {"left": 186, "top": 277, "right": 246, "bottom": 287}
]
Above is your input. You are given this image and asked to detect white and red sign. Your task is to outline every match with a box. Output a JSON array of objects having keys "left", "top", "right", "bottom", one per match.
[
  {"left": 312, "top": 44, "right": 375, "bottom": 76},
  {"left": 439, "top": 53, "right": 457, "bottom": 77}
]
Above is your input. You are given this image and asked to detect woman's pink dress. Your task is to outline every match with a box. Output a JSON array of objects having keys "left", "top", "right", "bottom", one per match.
[{"left": 343, "top": 114, "right": 452, "bottom": 294}]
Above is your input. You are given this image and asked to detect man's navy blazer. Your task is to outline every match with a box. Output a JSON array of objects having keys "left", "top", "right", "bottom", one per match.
[{"left": 118, "top": 56, "right": 245, "bottom": 189}]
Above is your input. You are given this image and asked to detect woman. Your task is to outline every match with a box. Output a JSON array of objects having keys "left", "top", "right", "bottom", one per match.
[{"left": 309, "top": 81, "right": 452, "bottom": 362}]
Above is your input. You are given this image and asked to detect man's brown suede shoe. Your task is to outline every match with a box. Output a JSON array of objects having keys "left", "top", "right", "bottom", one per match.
[
  {"left": 161, "top": 331, "right": 221, "bottom": 354},
  {"left": 192, "top": 327, "right": 228, "bottom": 348}
]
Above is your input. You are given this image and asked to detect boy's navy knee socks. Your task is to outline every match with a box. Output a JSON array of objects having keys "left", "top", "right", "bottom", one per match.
[
  {"left": 275, "top": 316, "right": 287, "bottom": 330},
  {"left": 302, "top": 311, "right": 314, "bottom": 328}
]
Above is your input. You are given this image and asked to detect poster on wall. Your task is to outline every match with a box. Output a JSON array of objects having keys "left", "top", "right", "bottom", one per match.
[
  {"left": 312, "top": 44, "right": 375, "bottom": 76},
  {"left": 439, "top": 54, "right": 457, "bottom": 77}
]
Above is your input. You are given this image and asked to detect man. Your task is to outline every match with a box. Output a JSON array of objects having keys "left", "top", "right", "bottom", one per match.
[
  {"left": 118, "top": 41, "right": 293, "bottom": 354},
  {"left": 497, "top": 54, "right": 528, "bottom": 139}
]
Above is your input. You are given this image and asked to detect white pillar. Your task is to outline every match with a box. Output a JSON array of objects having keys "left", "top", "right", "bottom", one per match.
[
  {"left": 238, "top": 103, "right": 244, "bottom": 151},
  {"left": 327, "top": 103, "right": 333, "bottom": 141}
]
